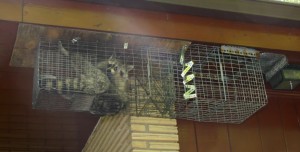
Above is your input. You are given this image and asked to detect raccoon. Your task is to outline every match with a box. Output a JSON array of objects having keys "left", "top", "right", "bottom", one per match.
[
  {"left": 57, "top": 41, "right": 111, "bottom": 95},
  {"left": 89, "top": 91, "right": 126, "bottom": 115},
  {"left": 90, "top": 55, "right": 134, "bottom": 115},
  {"left": 108, "top": 55, "right": 134, "bottom": 101},
  {"left": 38, "top": 42, "right": 112, "bottom": 112}
]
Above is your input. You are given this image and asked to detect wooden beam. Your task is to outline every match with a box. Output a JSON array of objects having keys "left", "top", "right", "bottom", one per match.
[
  {"left": 149, "top": 0, "right": 300, "bottom": 21},
  {"left": 2, "top": 0, "right": 300, "bottom": 52},
  {"left": 22, "top": 0, "right": 300, "bottom": 52},
  {"left": 0, "top": 0, "right": 22, "bottom": 22}
]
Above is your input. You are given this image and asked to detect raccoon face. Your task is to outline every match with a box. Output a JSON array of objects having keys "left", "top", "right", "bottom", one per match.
[{"left": 108, "top": 55, "right": 134, "bottom": 79}]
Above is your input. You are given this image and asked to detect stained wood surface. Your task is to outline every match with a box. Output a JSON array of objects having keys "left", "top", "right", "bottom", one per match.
[
  {"left": 178, "top": 96, "right": 300, "bottom": 152},
  {"left": 195, "top": 122, "right": 231, "bottom": 152},
  {"left": 0, "top": 0, "right": 22, "bottom": 22},
  {"left": 228, "top": 115, "right": 262, "bottom": 152},
  {"left": 22, "top": 0, "right": 300, "bottom": 52},
  {"left": 10, "top": 23, "right": 190, "bottom": 67},
  {"left": 1, "top": 0, "right": 300, "bottom": 52},
  {"left": 258, "top": 97, "right": 286, "bottom": 152},
  {"left": 177, "top": 119, "right": 197, "bottom": 152},
  {"left": 279, "top": 99, "right": 300, "bottom": 152}
]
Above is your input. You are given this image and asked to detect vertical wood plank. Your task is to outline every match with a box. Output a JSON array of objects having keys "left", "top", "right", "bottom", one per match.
[
  {"left": 195, "top": 122, "right": 230, "bottom": 152},
  {"left": 228, "top": 115, "right": 262, "bottom": 152},
  {"left": 0, "top": 21, "right": 18, "bottom": 69},
  {"left": 280, "top": 98, "right": 300, "bottom": 152},
  {"left": 258, "top": 98, "right": 287, "bottom": 152},
  {"left": 177, "top": 119, "right": 197, "bottom": 152}
]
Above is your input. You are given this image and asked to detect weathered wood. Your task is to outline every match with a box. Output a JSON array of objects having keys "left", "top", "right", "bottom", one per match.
[{"left": 11, "top": 23, "right": 190, "bottom": 67}]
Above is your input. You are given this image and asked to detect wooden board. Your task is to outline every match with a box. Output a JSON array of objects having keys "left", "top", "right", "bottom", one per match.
[
  {"left": 279, "top": 99, "right": 300, "bottom": 152},
  {"left": 0, "top": 0, "right": 300, "bottom": 52},
  {"left": 10, "top": 23, "right": 190, "bottom": 68},
  {"left": 0, "top": 21, "right": 19, "bottom": 69},
  {"left": 22, "top": 0, "right": 300, "bottom": 52},
  {"left": 177, "top": 119, "right": 197, "bottom": 152},
  {"left": 258, "top": 97, "right": 286, "bottom": 152},
  {"left": 195, "top": 122, "right": 231, "bottom": 152},
  {"left": 0, "top": 0, "right": 22, "bottom": 22},
  {"left": 228, "top": 115, "right": 262, "bottom": 152}
]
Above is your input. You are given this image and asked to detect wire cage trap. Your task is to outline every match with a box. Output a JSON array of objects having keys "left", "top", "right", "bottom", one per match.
[
  {"left": 32, "top": 39, "right": 178, "bottom": 118},
  {"left": 174, "top": 44, "right": 268, "bottom": 124}
]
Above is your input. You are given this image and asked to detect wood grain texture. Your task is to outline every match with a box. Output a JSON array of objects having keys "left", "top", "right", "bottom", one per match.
[
  {"left": 258, "top": 98, "right": 286, "bottom": 152},
  {"left": 279, "top": 99, "right": 300, "bottom": 152},
  {"left": 0, "top": 0, "right": 22, "bottom": 22},
  {"left": 195, "top": 122, "right": 231, "bottom": 152},
  {"left": 228, "top": 115, "right": 262, "bottom": 152},
  {"left": 178, "top": 96, "right": 300, "bottom": 152},
  {"left": 0, "top": 21, "right": 18, "bottom": 69},
  {"left": 20, "top": 0, "right": 300, "bottom": 52},
  {"left": 177, "top": 119, "right": 197, "bottom": 152}
]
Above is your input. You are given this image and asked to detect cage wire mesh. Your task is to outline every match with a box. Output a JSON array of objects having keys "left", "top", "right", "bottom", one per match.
[
  {"left": 174, "top": 44, "right": 267, "bottom": 123},
  {"left": 33, "top": 39, "right": 178, "bottom": 118},
  {"left": 259, "top": 52, "right": 288, "bottom": 82}
]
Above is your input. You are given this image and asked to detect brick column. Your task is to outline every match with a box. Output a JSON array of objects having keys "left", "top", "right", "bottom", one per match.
[{"left": 83, "top": 114, "right": 179, "bottom": 152}]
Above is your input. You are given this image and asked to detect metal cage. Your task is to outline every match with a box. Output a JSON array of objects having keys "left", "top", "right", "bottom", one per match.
[
  {"left": 33, "top": 39, "right": 178, "bottom": 118},
  {"left": 33, "top": 39, "right": 267, "bottom": 123},
  {"left": 174, "top": 44, "right": 268, "bottom": 123}
]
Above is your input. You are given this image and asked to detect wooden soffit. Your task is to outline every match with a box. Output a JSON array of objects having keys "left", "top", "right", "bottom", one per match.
[{"left": 1, "top": 0, "right": 300, "bottom": 53}]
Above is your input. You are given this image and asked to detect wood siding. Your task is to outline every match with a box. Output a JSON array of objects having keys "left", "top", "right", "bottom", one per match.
[{"left": 178, "top": 96, "right": 300, "bottom": 152}]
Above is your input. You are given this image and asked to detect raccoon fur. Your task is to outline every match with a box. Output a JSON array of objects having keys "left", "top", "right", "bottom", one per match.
[{"left": 90, "top": 55, "right": 134, "bottom": 115}]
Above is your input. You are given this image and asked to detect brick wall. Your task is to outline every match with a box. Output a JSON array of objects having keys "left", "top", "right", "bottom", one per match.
[
  {"left": 83, "top": 114, "right": 179, "bottom": 152},
  {"left": 131, "top": 116, "right": 179, "bottom": 152}
]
